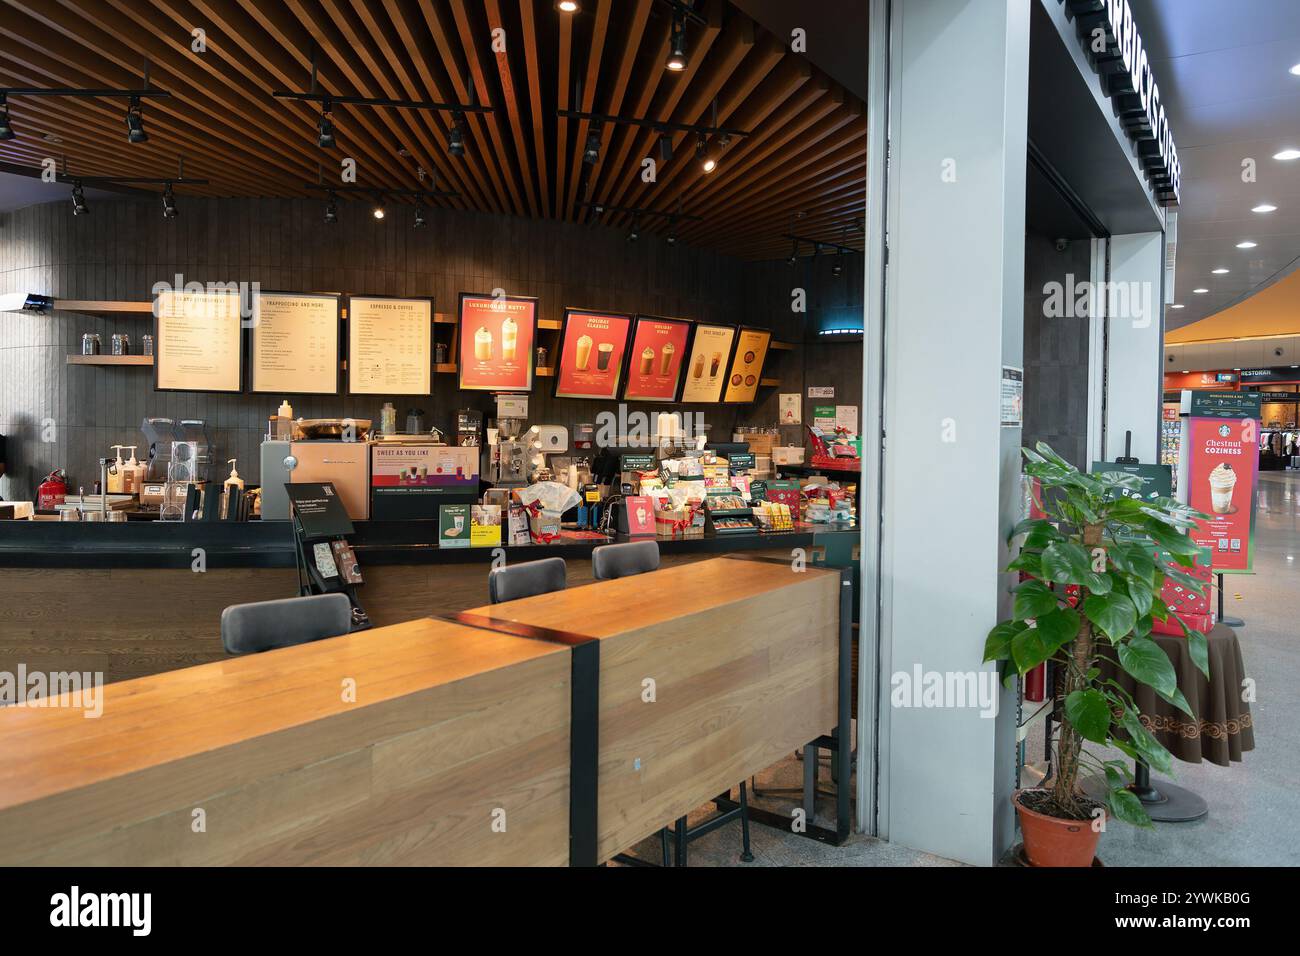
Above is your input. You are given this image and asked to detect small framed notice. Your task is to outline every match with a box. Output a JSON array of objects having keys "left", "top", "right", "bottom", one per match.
[
  {"left": 154, "top": 289, "right": 244, "bottom": 393},
  {"left": 348, "top": 296, "right": 433, "bottom": 395},
  {"left": 250, "top": 291, "right": 340, "bottom": 395}
]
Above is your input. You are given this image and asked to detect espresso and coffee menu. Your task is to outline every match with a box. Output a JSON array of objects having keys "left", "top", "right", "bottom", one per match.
[
  {"left": 250, "top": 292, "right": 340, "bottom": 394},
  {"left": 723, "top": 327, "right": 772, "bottom": 403},
  {"left": 155, "top": 290, "right": 243, "bottom": 392},
  {"left": 680, "top": 324, "right": 737, "bottom": 403},
  {"left": 458, "top": 293, "right": 537, "bottom": 392},
  {"left": 348, "top": 296, "right": 432, "bottom": 395},
  {"left": 622, "top": 315, "right": 691, "bottom": 401},
  {"left": 554, "top": 308, "right": 632, "bottom": 400}
]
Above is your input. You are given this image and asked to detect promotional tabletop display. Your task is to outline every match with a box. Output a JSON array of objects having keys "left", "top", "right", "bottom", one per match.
[
  {"left": 622, "top": 315, "right": 691, "bottom": 401},
  {"left": 347, "top": 296, "right": 433, "bottom": 396},
  {"left": 723, "top": 327, "right": 772, "bottom": 403},
  {"left": 249, "top": 292, "right": 341, "bottom": 395},
  {"left": 438, "top": 503, "right": 471, "bottom": 548},
  {"left": 679, "top": 323, "right": 737, "bottom": 403},
  {"left": 553, "top": 308, "right": 633, "bottom": 400},
  {"left": 1184, "top": 390, "right": 1262, "bottom": 573},
  {"left": 457, "top": 292, "right": 537, "bottom": 393}
]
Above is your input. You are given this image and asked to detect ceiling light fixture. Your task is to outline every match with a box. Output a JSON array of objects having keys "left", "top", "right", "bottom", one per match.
[
  {"left": 1170, "top": 303, "right": 1184, "bottom": 309},
  {"left": 1193, "top": 288, "right": 1209, "bottom": 294},
  {"left": 1211, "top": 268, "right": 1230, "bottom": 274},
  {"left": 324, "top": 191, "right": 338, "bottom": 224},
  {"left": 317, "top": 101, "right": 335, "bottom": 149},
  {"left": 667, "top": 13, "right": 688, "bottom": 72},
  {"left": 71, "top": 180, "right": 87, "bottom": 216},
  {"left": 1237, "top": 240, "right": 1257, "bottom": 249},
  {"left": 372, "top": 204, "right": 385, "bottom": 220},
  {"left": 627, "top": 214, "right": 640, "bottom": 243},
  {"left": 448, "top": 112, "right": 466, "bottom": 157},
  {"left": 583, "top": 123, "right": 602, "bottom": 165},
  {"left": 160, "top": 182, "right": 177, "bottom": 220},
  {"left": 413, "top": 203, "right": 426, "bottom": 228},
  {"left": 556, "top": 0, "right": 581, "bottom": 12},
  {"left": 1273, "top": 149, "right": 1300, "bottom": 161},
  {"left": 1292, "top": 63, "right": 1300, "bottom": 75},
  {"left": 696, "top": 135, "right": 716, "bottom": 173},
  {"left": 0, "top": 94, "right": 13, "bottom": 140},
  {"left": 787, "top": 239, "right": 799, "bottom": 265},
  {"left": 1252, "top": 203, "right": 1277, "bottom": 213},
  {"left": 658, "top": 133, "right": 673, "bottom": 162},
  {"left": 125, "top": 96, "right": 148, "bottom": 144}
]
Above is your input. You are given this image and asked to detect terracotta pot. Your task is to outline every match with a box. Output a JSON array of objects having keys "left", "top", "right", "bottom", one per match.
[{"left": 1014, "top": 789, "right": 1102, "bottom": 867}]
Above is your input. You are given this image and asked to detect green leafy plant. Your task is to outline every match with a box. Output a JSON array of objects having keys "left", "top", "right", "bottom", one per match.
[{"left": 985, "top": 443, "right": 1211, "bottom": 827}]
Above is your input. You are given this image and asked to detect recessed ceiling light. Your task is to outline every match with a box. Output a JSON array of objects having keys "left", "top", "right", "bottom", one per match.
[
  {"left": 1273, "top": 149, "right": 1300, "bottom": 161},
  {"left": 1170, "top": 303, "right": 1184, "bottom": 309},
  {"left": 1291, "top": 63, "right": 1300, "bottom": 76},
  {"left": 1181, "top": 370, "right": 1190, "bottom": 373},
  {"left": 1193, "top": 288, "right": 1209, "bottom": 294},
  {"left": 1211, "top": 268, "right": 1230, "bottom": 274},
  {"left": 1252, "top": 203, "right": 1278, "bottom": 213},
  {"left": 1237, "top": 241, "right": 1258, "bottom": 248}
]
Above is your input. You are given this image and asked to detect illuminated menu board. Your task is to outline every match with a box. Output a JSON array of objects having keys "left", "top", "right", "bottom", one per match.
[
  {"left": 348, "top": 296, "right": 433, "bottom": 395},
  {"left": 723, "top": 327, "right": 772, "bottom": 403},
  {"left": 250, "top": 292, "right": 340, "bottom": 394},
  {"left": 457, "top": 292, "right": 538, "bottom": 393},
  {"left": 622, "top": 315, "right": 691, "bottom": 402},
  {"left": 680, "top": 324, "right": 736, "bottom": 404},
  {"left": 154, "top": 290, "right": 243, "bottom": 392},
  {"left": 554, "top": 308, "right": 632, "bottom": 400}
]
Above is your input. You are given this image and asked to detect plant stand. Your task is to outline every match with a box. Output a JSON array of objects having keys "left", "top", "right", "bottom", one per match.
[{"left": 1084, "top": 760, "right": 1208, "bottom": 823}]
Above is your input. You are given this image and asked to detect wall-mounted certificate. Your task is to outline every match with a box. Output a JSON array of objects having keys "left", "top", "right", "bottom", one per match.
[
  {"left": 154, "top": 289, "right": 243, "bottom": 392},
  {"left": 723, "top": 327, "right": 773, "bottom": 403},
  {"left": 622, "top": 315, "right": 691, "bottom": 402},
  {"left": 348, "top": 296, "right": 433, "bottom": 395},
  {"left": 250, "top": 292, "right": 340, "bottom": 394},
  {"left": 554, "top": 308, "right": 633, "bottom": 400},
  {"left": 679, "top": 323, "right": 737, "bottom": 403},
  {"left": 458, "top": 292, "right": 537, "bottom": 392}
]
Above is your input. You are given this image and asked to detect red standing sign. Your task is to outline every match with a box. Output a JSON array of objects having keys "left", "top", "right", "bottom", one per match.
[
  {"left": 1185, "top": 391, "right": 1261, "bottom": 573},
  {"left": 622, "top": 315, "right": 691, "bottom": 402},
  {"left": 457, "top": 292, "right": 537, "bottom": 392}
]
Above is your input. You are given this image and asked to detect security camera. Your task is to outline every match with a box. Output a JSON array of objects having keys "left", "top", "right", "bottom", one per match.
[
  {"left": 1167, "top": 354, "right": 1175, "bottom": 363},
  {"left": 1274, "top": 347, "right": 1284, "bottom": 357},
  {"left": 1054, "top": 238, "right": 1068, "bottom": 252}
]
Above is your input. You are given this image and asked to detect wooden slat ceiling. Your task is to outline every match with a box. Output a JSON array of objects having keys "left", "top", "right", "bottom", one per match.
[{"left": 0, "top": 0, "right": 866, "bottom": 261}]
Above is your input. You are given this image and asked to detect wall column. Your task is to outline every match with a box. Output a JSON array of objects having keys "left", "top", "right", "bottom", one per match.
[{"left": 1104, "top": 231, "right": 1166, "bottom": 463}]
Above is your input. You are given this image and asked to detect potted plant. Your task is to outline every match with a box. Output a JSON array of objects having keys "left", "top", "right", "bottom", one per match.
[{"left": 984, "top": 443, "right": 1211, "bottom": 866}]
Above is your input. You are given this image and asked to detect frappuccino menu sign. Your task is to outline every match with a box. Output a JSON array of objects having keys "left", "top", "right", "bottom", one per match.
[
  {"left": 348, "top": 296, "right": 432, "bottom": 395},
  {"left": 250, "top": 292, "right": 340, "bottom": 394},
  {"left": 154, "top": 290, "right": 243, "bottom": 392}
]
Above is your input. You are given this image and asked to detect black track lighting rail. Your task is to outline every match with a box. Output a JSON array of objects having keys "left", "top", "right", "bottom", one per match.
[
  {"left": 579, "top": 201, "right": 702, "bottom": 223},
  {"left": 273, "top": 91, "right": 494, "bottom": 115},
  {"left": 558, "top": 108, "right": 747, "bottom": 139},
  {"left": 305, "top": 184, "right": 461, "bottom": 200},
  {"left": 654, "top": 0, "right": 708, "bottom": 26},
  {"left": 783, "top": 233, "right": 862, "bottom": 256},
  {"left": 0, "top": 87, "right": 170, "bottom": 99}
]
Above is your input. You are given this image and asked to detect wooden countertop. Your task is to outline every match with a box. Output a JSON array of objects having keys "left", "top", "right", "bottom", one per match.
[
  {"left": 0, "top": 617, "right": 566, "bottom": 815},
  {"left": 463, "top": 555, "right": 836, "bottom": 639}
]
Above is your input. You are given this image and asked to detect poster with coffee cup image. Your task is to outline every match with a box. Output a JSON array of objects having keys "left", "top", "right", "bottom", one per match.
[
  {"left": 679, "top": 323, "right": 737, "bottom": 404},
  {"left": 1186, "top": 390, "right": 1261, "bottom": 573},
  {"left": 722, "top": 327, "right": 772, "bottom": 403},
  {"left": 554, "top": 308, "right": 633, "bottom": 400},
  {"left": 457, "top": 292, "right": 538, "bottom": 392},
  {"left": 621, "top": 315, "right": 692, "bottom": 402}
]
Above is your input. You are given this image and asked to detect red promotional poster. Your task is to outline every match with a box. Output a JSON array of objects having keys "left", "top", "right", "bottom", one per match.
[
  {"left": 554, "top": 308, "right": 632, "bottom": 400},
  {"left": 624, "top": 495, "right": 656, "bottom": 536},
  {"left": 1185, "top": 391, "right": 1261, "bottom": 573},
  {"left": 457, "top": 292, "right": 537, "bottom": 392},
  {"left": 622, "top": 315, "right": 691, "bottom": 401}
]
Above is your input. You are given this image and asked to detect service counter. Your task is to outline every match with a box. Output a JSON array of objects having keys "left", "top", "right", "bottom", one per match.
[{"left": 0, "top": 520, "right": 857, "bottom": 688}]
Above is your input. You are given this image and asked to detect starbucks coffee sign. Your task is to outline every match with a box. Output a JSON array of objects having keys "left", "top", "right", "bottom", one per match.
[{"left": 1065, "top": 0, "right": 1181, "bottom": 207}]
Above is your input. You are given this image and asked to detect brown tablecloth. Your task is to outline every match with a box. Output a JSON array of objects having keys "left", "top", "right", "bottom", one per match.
[{"left": 1096, "top": 624, "right": 1254, "bottom": 767}]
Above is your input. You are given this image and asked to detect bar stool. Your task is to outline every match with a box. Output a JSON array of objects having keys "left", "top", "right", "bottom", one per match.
[
  {"left": 591, "top": 540, "right": 659, "bottom": 580},
  {"left": 220, "top": 592, "right": 352, "bottom": 655},
  {"left": 488, "top": 556, "right": 567, "bottom": 603}
]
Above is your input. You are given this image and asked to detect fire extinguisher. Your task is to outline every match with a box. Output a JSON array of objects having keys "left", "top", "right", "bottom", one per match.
[{"left": 38, "top": 469, "right": 69, "bottom": 511}]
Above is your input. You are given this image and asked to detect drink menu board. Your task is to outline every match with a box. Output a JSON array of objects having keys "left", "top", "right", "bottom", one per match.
[
  {"left": 458, "top": 293, "right": 537, "bottom": 392},
  {"left": 622, "top": 315, "right": 691, "bottom": 401},
  {"left": 680, "top": 324, "right": 736, "bottom": 403},
  {"left": 723, "top": 327, "right": 772, "bottom": 403},
  {"left": 250, "top": 292, "right": 340, "bottom": 394},
  {"left": 348, "top": 296, "right": 433, "bottom": 395},
  {"left": 1185, "top": 391, "right": 1261, "bottom": 573},
  {"left": 554, "top": 308, "right": 632, "bottom": 399},
  {"left": 154, "top": 290, "right": 244, "bottom": 392}
]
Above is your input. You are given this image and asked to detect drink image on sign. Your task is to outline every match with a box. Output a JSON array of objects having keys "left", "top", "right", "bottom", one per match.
[
  {"left": 640, "top": 347, "right": 655, "bottom": 375},
  {"left": 575, "top": 334, "right": 593, "bottom": 370},
  {"left": 693, "top": 353, "right": 705, "bottom": 379},
  {"left": 597, "top": 342, "right": 614, "bottom": 370},
  {"left": 659, "top": 342, "right": 675, "bottom": 375},
  {"left": 502, "top": 316, "right": 518, "bottom": 362},
  {"left": 1209, "top": 461, "right": 1237, "bottom": 514},
  {"left": 710, "top": 352, "right": 722, "bottom": 376},
  {"left": 452, "top": 514, "right": 465, "bottom": 534},
  {"left": 474, "top": 326, "right": 493, "bottom": 361}
]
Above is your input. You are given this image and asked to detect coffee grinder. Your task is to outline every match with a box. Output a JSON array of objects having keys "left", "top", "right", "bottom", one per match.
[{"left": 487, "top": 395, "right": 530, "bottom": 489}]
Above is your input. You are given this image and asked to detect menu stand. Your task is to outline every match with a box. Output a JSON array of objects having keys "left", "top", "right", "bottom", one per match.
[{"left": 1216, "top": 572, "right": 1245, "bottom": 628}]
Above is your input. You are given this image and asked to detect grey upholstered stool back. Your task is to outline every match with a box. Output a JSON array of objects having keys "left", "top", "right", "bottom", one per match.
[
  {"left": 591, "top": 540, "right": 660, "bottom": 581},
  {"left": 220, "top": 592, "right": 353, "bottom": 655},
  {"left": 488, "top": 556, "right": 568, "bottom": 604}
]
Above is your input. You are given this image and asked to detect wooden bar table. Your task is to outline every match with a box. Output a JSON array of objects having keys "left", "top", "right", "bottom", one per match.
[
  {"left": 0, "top": 618, "right": 573, "bottom": 866},
  {"left": 459, "top": 555, "right": 845, "bottom": 863}
]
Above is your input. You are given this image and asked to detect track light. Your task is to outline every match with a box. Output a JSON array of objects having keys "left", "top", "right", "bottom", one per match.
[
  {"left": 0, "top": 95, "right": 13, "bottom": 141},
  {"left": 372, "top": 204, "right": 385, "bottom": 220},
  {"left": 583, "top": 124, "right": 602, "bottom": 165},
  {"left": 787, "top": 239, "right": 799, "bottom": 265},
  {"left": 628, "top": 215, "right": 640, "bottom": 243},
  {"left": 832, "top": 257, "right": 844, "bottom": 278},
  {"left": 667, "top": 14, "right": 688, "bottom": 71},
  {"left": 71, "top": 180, "right": 88, "bottom": 216},
  {"left": 125, "top": 96, "right": 148, "bottom": 144},
  {"left": 696, "top": 135, "right": 717, "bottom": 174},
  {"left": 556, "top": 0, "right": 581, "bottom": 11},
  {"left": 161, "top": 182, "right": 177, "bottom": 220},
  {"left": 414, "top": 204, "right": 426, "bottom": 228},
  {"left": 658, "top": 134, "right": 673, "bottom": 162},
  {"left": 317, "top": 102, "right": 335, "bottom": 149},
  {"left": 324, "top": 191, "right": 338, "bottom": 224},
  {"left": 448, "top": 112, "right": 466, "bottom": 157}
]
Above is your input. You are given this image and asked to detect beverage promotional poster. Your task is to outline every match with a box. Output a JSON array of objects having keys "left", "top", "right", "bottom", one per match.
[
  {"left": 554, "top": 309, "right": 632, "bottom": 399},
  {"left": 457, "top": 293, "right": 536, "bottom": 392},
  {"left": 723, "top": 328, "right": 772, "bottom": 402},
  {"left": 680, "top": 324, "right": 737, "bottom": 403},
  {"left": 624, "top": 495, "right": 656, "bottom": 536},
  {"left": 438, "top": 504, "right": 471, "bottom": 548},
  {"left": 1185, "top": 391, "right": 1261, "bottom": 573},
  {"left": 622, "top": 316, "right": 691, "bottom": 401},
  {"left": 470, "top": 505, "right": 502, "bottom": 547}
]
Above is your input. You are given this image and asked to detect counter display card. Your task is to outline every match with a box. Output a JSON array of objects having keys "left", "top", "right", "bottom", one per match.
[
  {"left": 679, "top": 323, "right": 737, "bottom": 403},
  {"left": 470, "top": 505, "right": 503, "bottom": 547},
  {"left": 439, "top": 504, "right": 471, "bottom": 549},
  {"left": 457, "top": 292, "right": 537, "bottom": 392},
  {"left": 285, "top": 482, "right": 354, "bottom": 539},
  {"left": 250, "top": 292, "right": 340, "bottom": 395},
  {"left": 348, "top": 296, "right": 433, "bottom": 395},
  {"left": 1185, "top": 391, "right": 1262, "bottom": 574},
  {"left": 722, "top": 327, "right": 772, "bottom": 403},
  {"left": 554, "top": 308, "right": 632, "bottom": 399},
  {"left": 622, "top": 315, "right": 691, "bottom": 401},
  {"left": 154, "top": 289, "right": 243, "bottom": 393}
]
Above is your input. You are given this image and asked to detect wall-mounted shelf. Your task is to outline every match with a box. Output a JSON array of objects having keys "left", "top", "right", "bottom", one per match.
[
  {"left": 55, "top": 299, "right": 154, "bottom": 315},
  {"left": 435, "top": 363, "right": 458, "bottom": 374},
  {"left": 538, "top": 319, "right": 562, "bottom": 331},
  {"left": 759, "top": 378, "right": 781, "bottom": 387},
  {"left": 770, "top": 340, "right": 796, "bottom": 351},
  {"left": 66, "top": 354, "right": 154, "bottom": 366},
  {"left": 536, "top": 367, "right": 555, "bottom": 377}
]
